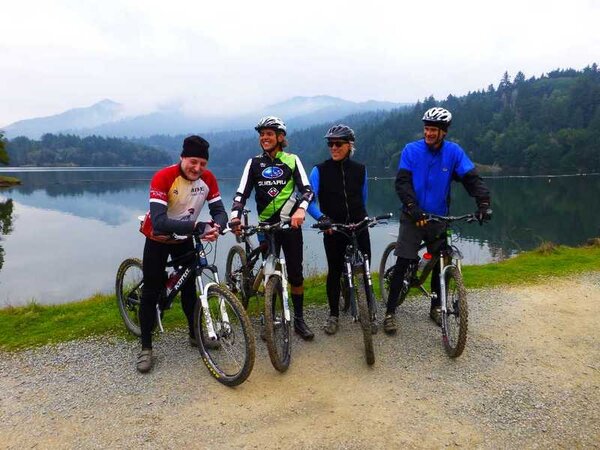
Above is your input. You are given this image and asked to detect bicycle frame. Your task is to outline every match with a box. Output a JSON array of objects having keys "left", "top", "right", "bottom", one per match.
[
  {"left": 157, "top": 234, "right": 230, "bottom": 341},
  {"left": 341, "top": 226, "right": 374, "bottom": 320},
  {"left": 247, "top": 222, "right": 292, "bottom": 322},
  {"left": 402, "top": 216, "right": 470, "bottom": 313}
]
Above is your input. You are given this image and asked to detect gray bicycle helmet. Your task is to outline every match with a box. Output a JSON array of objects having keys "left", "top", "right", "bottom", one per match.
[
  {"left": 422, "top": 107, "right": 452, "bottom": 131},
  {"left": 324, "top": 124, "right": 355, "bottom": 142},
  {"left": 255, "top": 116, "right": 287, "bottom": 135}
]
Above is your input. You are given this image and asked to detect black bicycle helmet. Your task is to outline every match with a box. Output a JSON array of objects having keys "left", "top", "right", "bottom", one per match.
[
  {"left": 324, "top": 124, "right": 355, "bottom": 142},
  {"left": 422, "top": 107, "right": 452, "bottom": 131},
  {"left": 255, "top": 116, "right": 287, "bottom": 135}
]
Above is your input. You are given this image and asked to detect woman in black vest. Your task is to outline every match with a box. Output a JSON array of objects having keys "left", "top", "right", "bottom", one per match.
[{"left": 307, "top": 125, "right": 372, "bottom": 335}]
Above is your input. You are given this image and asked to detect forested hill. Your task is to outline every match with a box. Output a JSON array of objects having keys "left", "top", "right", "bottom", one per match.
[
  {"left": 3, "top": 65, "right": 598, "bottom": 172},
  {"left": 5, "top": 134, "right": 170, "bottom": 167},
  {"left": 211, "top": 64, "right": 600, "bottom": 176}
]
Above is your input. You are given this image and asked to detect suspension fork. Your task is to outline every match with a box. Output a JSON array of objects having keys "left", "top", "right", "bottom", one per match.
[
  {"left": 438, "top": 253, "right": 448, "bottom": 314},
  {"left": 197, "top": 272, "right": 230, "bottom": 341},
  {"left": 344, "top": 252, "right": 359, "bottom": 320}
]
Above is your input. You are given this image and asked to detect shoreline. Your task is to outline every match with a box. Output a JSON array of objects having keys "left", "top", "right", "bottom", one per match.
[{"left": 1, "top": 241, "right": 600, "bottom": 351}]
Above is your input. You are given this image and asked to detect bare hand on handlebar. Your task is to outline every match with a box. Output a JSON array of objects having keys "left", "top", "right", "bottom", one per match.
[{"left": 195, "top": 221, "right": 220, "bottom": 242}]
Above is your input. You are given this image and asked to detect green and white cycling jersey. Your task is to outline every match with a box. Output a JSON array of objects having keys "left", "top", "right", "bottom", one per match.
[{"left": 231, "top": 150, "right": 314, "bottom": 223}]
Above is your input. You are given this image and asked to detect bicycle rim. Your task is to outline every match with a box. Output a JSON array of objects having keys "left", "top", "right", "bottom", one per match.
[
  {"left": 378, "top": 242, "right": 396, "bottom": 305},
  {"left": 441, "top": 266, "right": 468, "bottom": 358},
  {"left": 194, "top": 285, "right": 256, "bottom": 386},
  {"left": 354, "top": 266, "right": 375, "bottom": 365},
  {"left": 225, "top": 245, "right": 249, "bottom": 308},
  {"left": 264, "top": 275, "right": 291, "bottom": 372},
  {"left": 115, "top": 258, "right": 143, "bottom": 337}
]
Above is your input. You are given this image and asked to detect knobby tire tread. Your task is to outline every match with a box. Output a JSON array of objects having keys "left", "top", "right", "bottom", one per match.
[
  {"left": 441, "top": 266, "right": 468, "bottom": 358},
  {"left": 378, "top": 242, "right": 396, "bottom": 305},
  {"left": 264, "top": 275, "right": 291, "bottom": 372},
  {"left": 194, "top": 285, "right": 255, "bottom": 386},
  {"left": 225, "top": 245, "right": 250, "bottom": 309},
  {"left": 354, "top": 266, "right": 375, "bottom": 365},
  {"left": 116, "top": 258, "right": 143, "bottom": 337}
]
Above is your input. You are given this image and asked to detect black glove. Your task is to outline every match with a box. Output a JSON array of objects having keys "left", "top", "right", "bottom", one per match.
[
  {"left": 407, "top": 204, "right": 427, "bottom": 227},
  {"left": 317, "top": 215, "right": 332, "bottom": 230},
  {"left": 475, "top": 201, "right": 492, "bottom": 225}
]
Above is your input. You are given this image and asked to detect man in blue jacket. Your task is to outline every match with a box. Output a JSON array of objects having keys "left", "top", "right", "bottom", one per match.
[{"left": 383, "top": 107, "right": 492, "bottom": 335}]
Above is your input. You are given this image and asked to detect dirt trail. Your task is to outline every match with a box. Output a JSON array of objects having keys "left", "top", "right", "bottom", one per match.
[{"left": 1, "top": 275, "right": 599, "bottom": 449}]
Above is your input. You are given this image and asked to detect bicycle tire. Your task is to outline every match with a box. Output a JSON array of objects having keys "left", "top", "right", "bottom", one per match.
[
  {"left": 225, "top": 245, "right": 250, "bottom": 309},
  {"left": 194, "top": 284, "right": 256, "bottom": 386},
  {"left": 264, "top": 275, "right": 292, "bottom": 372},
  {"left": 378, "top": 242, "right": 398, "bottom": 305},
  {"left": 340, "top": 276, "right": 351, "bottom": 313},
  {"left": 116, "top": 258, "right": 144, "bottom": 337},
  {"left": 353, "top": 266, "right": 375, "bottom": 365},
  {"left": 441, "top": 266, "right": 468, "bottom": 358}
]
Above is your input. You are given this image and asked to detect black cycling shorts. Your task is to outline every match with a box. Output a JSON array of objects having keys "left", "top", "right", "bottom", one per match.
[{"left": 394, "top": 212, "right": 448, "bottom": 260}]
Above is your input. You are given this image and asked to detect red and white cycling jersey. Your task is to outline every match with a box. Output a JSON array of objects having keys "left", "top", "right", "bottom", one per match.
[{"left": 140, "top": 164, "right": 221, "bottom": 241}]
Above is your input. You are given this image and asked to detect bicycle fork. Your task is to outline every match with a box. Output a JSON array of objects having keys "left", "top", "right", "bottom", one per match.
[{"left": 197, "top": 274, "right": 231, "bottom": 342}]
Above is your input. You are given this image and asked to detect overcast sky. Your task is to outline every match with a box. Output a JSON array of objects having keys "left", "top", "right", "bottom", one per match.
[{"left": 1, "top": 0, "right": 599, "bottom": 127}]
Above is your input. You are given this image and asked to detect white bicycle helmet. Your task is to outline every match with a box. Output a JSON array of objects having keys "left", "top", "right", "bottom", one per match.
[
  {"left": 422, "top": 107, "right": 452, "bottom": 130},
  {"left": 255, "top": 116, "right": 287, "bottom": 135}
]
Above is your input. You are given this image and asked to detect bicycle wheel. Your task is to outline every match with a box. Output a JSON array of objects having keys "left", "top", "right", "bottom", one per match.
[
  {"left": 116, "top": 258, "right": 144, "bottom": 337},
  {"left": 194, "top": 284, "right": 256, "bottom": 386},
  {"left": 441, "top": 266, "right": 468, "bottom": 358},
  {"left": 378, "top": 242, "right": 397, "bottom": 305},
  {"left": 264, "top": 275, "right": 292, "bottom": 372},
  {"left": 353, "top": 266, "right": 375, "bottom": 365},
  {"left": 225, "top": 245, "right": 250, "bottom": 308}
]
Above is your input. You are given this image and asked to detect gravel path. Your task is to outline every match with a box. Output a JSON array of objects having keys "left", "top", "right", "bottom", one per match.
[{"left": 1, "top": 274, "right": 599, "bottom": 449}]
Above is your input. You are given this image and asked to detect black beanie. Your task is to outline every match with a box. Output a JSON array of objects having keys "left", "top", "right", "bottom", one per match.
[{"left": 181, "top": 135, "right": 210, "bottom": 159}]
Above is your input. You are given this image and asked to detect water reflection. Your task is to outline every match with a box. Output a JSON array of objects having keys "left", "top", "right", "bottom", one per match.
[
  {"left": 0, "top": 199, "right": 14, "bottom": 271},
  {"left": 0, "top": 168, "right": 598, "bottom": 306}
]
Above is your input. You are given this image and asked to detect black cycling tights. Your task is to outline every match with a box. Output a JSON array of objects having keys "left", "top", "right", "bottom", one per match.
[
  {"left": 386, "top": 257, "right": 441, "bottom": 315},
  {"left": 139, "top": 238, "right": 196, "bottom": 349}
]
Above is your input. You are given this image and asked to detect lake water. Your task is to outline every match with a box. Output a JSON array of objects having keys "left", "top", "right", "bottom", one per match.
[{"left": 0, "top": 168, "right": 598, "bottom": 307}]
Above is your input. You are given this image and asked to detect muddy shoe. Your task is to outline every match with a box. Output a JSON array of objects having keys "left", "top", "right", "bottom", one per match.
[
  {"left": 323, "top": 316, "right": 339, "bottom": 335},
  {"left": 383, "top": 314, "right": 397, "bottom": 335},
  {"left": 294, "top": 317, "right": 315, "bottom": 341},
  {"left": 429, "top": 306, "right": 442, "bottom": 327},
  {"left": 136, "top": 348, "right": 153, "bottom": 373}
]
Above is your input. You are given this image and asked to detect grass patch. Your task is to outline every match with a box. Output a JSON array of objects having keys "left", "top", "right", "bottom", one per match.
[{"left": 2, "top": 242, "right": 600, "bottom": 351}]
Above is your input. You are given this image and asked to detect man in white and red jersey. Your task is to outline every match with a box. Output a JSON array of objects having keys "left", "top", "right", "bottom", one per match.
[{"left": 136, "top": 135, "right": 228, "bottom": 373}]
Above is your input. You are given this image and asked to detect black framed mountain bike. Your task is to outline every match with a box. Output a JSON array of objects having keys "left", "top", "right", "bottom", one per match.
[{"left": 116, "top": 224, "right": 255, "bottom": 386}]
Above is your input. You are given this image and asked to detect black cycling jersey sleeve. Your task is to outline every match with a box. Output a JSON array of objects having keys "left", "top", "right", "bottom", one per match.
[
  {"left": 460, "top": 168, "right": 491, "bottom": 206},
  {"left": 208, "top": 199, "right": 228, "bottom": 229},
  {"left": 395, "top": 168, "right": 418, "bottom": 209},
  {"left": 150, "top": 202, "right": 195, "bottom": 235}
]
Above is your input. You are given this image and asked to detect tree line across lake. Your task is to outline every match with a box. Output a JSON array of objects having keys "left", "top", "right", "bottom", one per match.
[{"left": 2, "top": 64, "right": 599, "bottom": 175}]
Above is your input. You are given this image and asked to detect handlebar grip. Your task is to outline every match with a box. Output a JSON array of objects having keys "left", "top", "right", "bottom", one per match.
[{"left": 375, "top": 213, "right": 393, "bottom": 221}]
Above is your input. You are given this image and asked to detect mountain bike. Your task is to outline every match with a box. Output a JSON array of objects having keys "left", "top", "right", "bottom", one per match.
[
  {"left": 313, "top": 214, "right": 392, "bottom": 365},
  {"left": 226, "top": 216, "right": 293, "bottom": 372},
  {"left": 378, "top": 213, "right": 477, "bottom": 358},
  {"left": 116, "top": 226, "right": 255, "bottom": 386}
]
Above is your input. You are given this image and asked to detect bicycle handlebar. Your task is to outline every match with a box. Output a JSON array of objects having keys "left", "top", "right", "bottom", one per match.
[
  {"left": 236, "top": 220, "right": 291, "bottom": 236},
  {"left": 311, "top": 213, "right": 393, "bottom": 232},
  {"left": 426, "top": 213, "right": 479, "bottom": 224}
]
